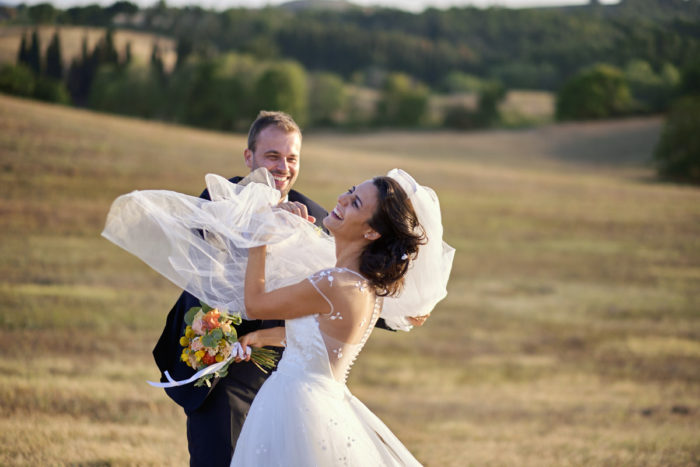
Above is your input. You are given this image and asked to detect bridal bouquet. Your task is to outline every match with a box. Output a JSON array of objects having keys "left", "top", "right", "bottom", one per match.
[{"left": 180, "top": 302, "right": 278, "bottom": 387}]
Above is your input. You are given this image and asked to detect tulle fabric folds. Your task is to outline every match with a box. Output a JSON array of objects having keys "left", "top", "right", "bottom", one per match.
[{"left": 101, "top": 169, "right": 453, "bottom": 329}]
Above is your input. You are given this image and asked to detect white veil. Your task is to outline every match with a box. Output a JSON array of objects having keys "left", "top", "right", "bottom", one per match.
[
  {"left": 380, "top": 169, "right": 455, "bottom": 330},
  {"left": 102, "top": 168, "right": 453, "bottom": 330}
]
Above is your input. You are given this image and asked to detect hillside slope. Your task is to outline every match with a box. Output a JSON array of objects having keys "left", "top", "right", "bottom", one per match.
[{"left": 1, "top": 94, "right": 698, "bottom": 465}]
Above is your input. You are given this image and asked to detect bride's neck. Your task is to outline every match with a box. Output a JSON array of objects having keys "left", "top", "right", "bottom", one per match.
[{"left": 334, "top": 239, "right": 364, "bottom": 273}]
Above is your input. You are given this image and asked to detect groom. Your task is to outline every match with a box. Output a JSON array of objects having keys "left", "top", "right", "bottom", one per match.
[{"left": 153, "top": 111, "right": 327, "bottom": 466}]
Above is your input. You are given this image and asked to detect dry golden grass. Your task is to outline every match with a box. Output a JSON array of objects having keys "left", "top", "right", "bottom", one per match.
[{"left": 1, "top": 94, "right": 698, "bottom": 466}]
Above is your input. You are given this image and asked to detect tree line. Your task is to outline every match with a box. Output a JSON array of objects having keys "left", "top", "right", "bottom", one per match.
[{"left": 7, "top": 0, "right": 699, "bottom": 91}]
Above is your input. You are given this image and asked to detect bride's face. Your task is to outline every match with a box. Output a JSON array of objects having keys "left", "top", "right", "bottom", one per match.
[{"left": 324, "top": 180, "right": 379, "bottom": 241}]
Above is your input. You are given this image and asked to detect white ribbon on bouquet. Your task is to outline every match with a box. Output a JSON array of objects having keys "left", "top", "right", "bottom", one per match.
[{"left": 147, "top": 342, "right": 252, "bottom": 388}]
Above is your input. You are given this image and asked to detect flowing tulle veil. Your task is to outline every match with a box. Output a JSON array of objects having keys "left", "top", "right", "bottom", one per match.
[{"left": 102, "top": 168, "right": 454, "bottom": 330}]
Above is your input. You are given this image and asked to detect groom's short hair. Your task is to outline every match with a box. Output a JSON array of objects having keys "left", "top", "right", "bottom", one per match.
[{"left": 247, "top": 111, "right": 301, "bottom": 153}]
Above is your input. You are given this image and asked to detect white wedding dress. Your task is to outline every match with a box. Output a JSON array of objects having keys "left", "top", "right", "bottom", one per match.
[{"left": 231, "top": 267, "right": 422, "bottom": 466}]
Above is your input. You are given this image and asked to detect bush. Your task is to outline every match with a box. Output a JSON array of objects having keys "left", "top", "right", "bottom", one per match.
[
  {"left": 376, "top": 73, "right": 429, "bottom": 127},
  {"left": 33, "top": 76, "right": 71, "bottom": 104},
  {"left": 556, "top": 64, "right": 634, "bottom": 120},
  {"left": 653, "top": 96, "right": 700, "bottom": 184},
  {"left": 0, "top": 64, "right": 70, "bottom": 105},
  {"left": 624, "top": 60, "right": 680, "bottom": 113},
  {"left": 443, "top": 105, "right": 478, "bottom": 129},
  {"left": 89, "top": 64, "right": 163, "bottom": 118},
  {"left": 0, "top": 64, "right": 35, "bottom": 97}
]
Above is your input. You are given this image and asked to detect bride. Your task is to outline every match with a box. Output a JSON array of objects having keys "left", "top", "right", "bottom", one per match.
[
  {"left": 232, "top": 174, "right": 428, "bottom": 466},
  {"left": 102, "top": 168, "right": 454, "bottom": 465}
]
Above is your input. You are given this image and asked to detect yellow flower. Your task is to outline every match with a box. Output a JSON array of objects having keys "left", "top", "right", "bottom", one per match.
[
  {"left": 181, "top": 351, "right": 189, "bottom": 362},
  {"left": 185, "top": 326, "right": 195, "bottom": 339},
  {"left": 179, "top": 336, "right": 190, "bottom": 347},
  {"left": 195, "top": 350, "right": 205, "bottom": 361},
  {"left": 215, "top": 354, "right": 224, "bottom": 363}
]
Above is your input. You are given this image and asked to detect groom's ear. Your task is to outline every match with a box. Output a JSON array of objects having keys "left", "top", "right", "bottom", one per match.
[{"left": 243, "top": 148, "right": 254, "bottom": 169}]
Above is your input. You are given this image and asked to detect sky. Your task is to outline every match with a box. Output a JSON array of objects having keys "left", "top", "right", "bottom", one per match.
[{"left": 18, "top": 0, "right": 621, "bottom": 13}]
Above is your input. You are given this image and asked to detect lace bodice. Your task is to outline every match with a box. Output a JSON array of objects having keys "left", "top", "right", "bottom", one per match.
[{"left": 277, "top": 268, "right": 381, "bottom": 384}]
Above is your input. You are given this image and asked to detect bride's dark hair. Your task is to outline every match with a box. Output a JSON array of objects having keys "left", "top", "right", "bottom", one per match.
[{"left": 359, "top": 177, "right": 426, "bottom": 297}]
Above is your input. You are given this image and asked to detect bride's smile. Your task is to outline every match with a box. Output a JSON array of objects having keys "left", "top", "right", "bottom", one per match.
[{"left": 324, "top": 180, "right": 380, "bottom": 243}]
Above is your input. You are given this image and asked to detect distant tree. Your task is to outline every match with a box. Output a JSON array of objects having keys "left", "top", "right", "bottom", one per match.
[
  {"left": 28, "top": 30, "right": 41, "bottom": 76},
  {"left": 89, "top": 63, "right": 163, "bottom": 118},
  {"left": 93, "top": 29, "right": 119, "bottom": 67},
  {"left": 308, "top": 72, "right": 346, "bottom": 126},
  {"left": 624, "top": 60, "right": 680, "bottom": 113},
  {"left": 162, "top": 54, "right": 253, "bottom": 129},
  {"left": 28, "top": 2, "right": 56, "bottom": 24},
  {"left": 255, "top": 62, "right": 309, "bottom": 127},
  {"left": 150, "top": 42, "right": 165, "bottom": 79},
  {"left": 475, "top": 81, "right": 506, "bottom": 127},
  {"left": 106, "top": 1, "right": 139, "bottom": 16},
  {"left": 17, "top": 31, "right": 30, "bottom": 68},
  {"left": 376, "top": 73, "right": 429, "bottom": 127},
  {"left": 64, "top": 5, "right": 110, "bottom": 26},
  {"left": 556, "top": 64, "right": 634, "bottom": 120},
  {"left": 124, "top": 41, "right": 133, "bottom": 66},
  {"left": 66, "top": 32, "right": 118, "bottom": 106},
  {"left": 66, "top": 36, "right": 92, "bottom": 105},
  {"left": 45, "top": 31, "right": 63, "bottom": 81},
  {"left": 175, "top": 37, "right": 193, "bottom": 71},
  {"left": 441, "top": 71, "right": 486, "bottom": 94},
  {"left": 653, "top": 96, "right": 700, "bottom": 184},
  {"left": 679, "top": 61, "right": 700, "bottom": 96}
]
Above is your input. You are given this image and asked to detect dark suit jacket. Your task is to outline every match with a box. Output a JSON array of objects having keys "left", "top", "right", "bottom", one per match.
[{"left": 152, "top": 176, "right": 329, "bottom": 413}]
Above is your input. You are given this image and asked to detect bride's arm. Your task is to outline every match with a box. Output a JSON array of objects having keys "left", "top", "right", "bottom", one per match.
[{"left": 245, "top": 245, "right": 330, "bottom": 320}]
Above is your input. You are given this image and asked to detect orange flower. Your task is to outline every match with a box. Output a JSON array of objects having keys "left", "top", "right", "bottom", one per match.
[
  {"left": 202, "top": 309, "right": 221, "bottom": 331},
  {"left": 202, "top": 353, "right": 217, "bottom": 366}
]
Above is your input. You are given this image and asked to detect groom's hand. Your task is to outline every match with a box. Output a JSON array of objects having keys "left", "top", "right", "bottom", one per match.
[
  {"left": 407, "top": 315, "right": 430, "bottom": 327},
  {"left": 278, "top": 201, "right": 316, "bottom": 224}
]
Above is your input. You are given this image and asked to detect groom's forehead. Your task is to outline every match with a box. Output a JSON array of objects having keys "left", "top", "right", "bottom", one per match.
[{"left": 255, "top": 128, "right": 302, "bottom": 153}]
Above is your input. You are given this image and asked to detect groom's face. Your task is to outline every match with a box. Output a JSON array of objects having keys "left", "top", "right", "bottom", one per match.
[{"left": 244, "top": 126, "right": 301, "bottom": 200}]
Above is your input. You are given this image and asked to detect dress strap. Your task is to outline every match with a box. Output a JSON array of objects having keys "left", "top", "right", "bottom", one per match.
[{"left": 308, "top": 276, "right": 334, "bottom": 316}]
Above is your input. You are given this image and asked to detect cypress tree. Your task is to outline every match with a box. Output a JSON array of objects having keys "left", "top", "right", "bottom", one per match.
[
  {"left": 150, "top": 42, "right": 164, "bottom": 79},
  {"left": 28, "top": 30, "right": 41, "bottom": 75},
  {"left": 175, "top": 37, "right": 192, "bottom": 71},
  {"left": 102, "top": 28, "right": 119, "bottom": 66},
  {"left": 45, "top": 30, "right": 63, "bottom": 80},
  {"left": 17, "top": 31, "right": 29, "bottom": 67},
  {"left": 124, "top": 41, "right": 132, "bottom": 67}
]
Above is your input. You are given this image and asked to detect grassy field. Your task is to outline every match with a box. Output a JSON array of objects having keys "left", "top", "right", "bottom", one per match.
[{"left": 1, "top": 94, "right": 698, "bottom": 466}]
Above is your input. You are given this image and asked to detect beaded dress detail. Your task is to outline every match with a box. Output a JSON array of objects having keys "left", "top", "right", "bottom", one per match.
[{"left": 231, "top": 268, "right": 422, "bottom": 466}]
